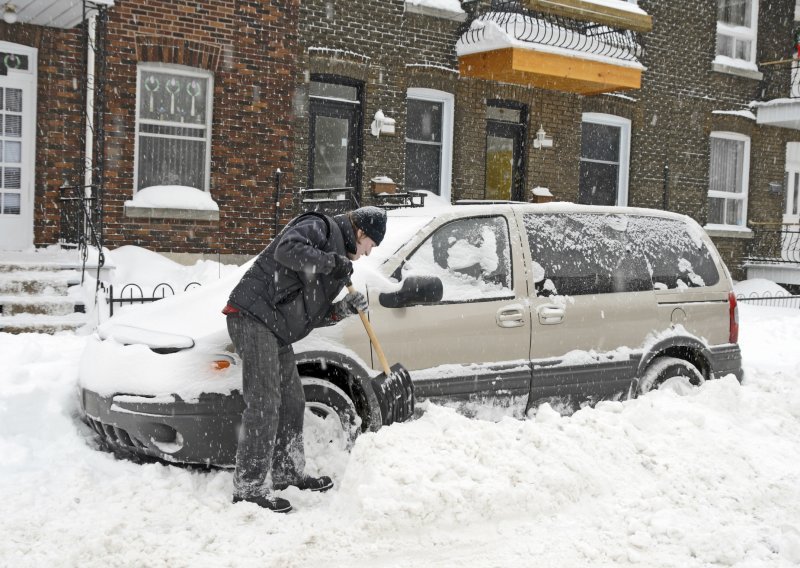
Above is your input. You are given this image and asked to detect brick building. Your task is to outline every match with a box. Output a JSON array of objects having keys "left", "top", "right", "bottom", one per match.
[{"left": 2, "top": 0, "right": 799, "bottom": 284}]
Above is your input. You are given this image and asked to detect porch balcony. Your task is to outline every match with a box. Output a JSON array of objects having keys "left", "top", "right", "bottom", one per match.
[
  {"left": 744, "top": 222, "right": 800, "bottom": 288},
  {"left": 456, "top": 0, "right": 650, "bottom": 95},
  {"left": 753, "top": 59, "right": 800, "bottom": 130}
]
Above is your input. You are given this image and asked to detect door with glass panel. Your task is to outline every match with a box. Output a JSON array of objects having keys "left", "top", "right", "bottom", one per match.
[
  {"left": 309, "top": 80, "right": 362, "bottom": 200},
  {"left": 0, "top": 45, "right": 36, "bottom": 251},
  {"left": 485, "top": 103, "right": 526, "bottom": 201}
]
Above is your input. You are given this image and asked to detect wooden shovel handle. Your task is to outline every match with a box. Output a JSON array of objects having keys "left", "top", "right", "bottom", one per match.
[{"left": 348, "top": 284, "right": 391, "bottom": 375}]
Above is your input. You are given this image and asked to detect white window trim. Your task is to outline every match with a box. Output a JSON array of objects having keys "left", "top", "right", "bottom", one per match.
[
  {"left": 706, "top": 131, "right": 750, "bottom": 230},
  {"left": 406, "top": 87, "right": 454, "bottom": 203},
  {"left": 133, "top": 63, "right": 214, "bottom": 195},
  {"left": 715, "top": 0, "right": 759, "bottom": 66},
  {"left": 581, "top": 112, "right": 631, "bottom": 207}
]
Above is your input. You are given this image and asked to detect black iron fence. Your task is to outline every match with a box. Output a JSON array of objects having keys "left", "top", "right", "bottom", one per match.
[
  {"left": 59, "top": 183, "right": 105, "bottom": 283},
  {"left": 107, "top": 282, "right": 201, "bottom": 317},
  {"left": 736, "top": 291, "right": 800, "bottom": 309},
  {"left": 746, "top": 223, "right": 800, "bottom": 264}
]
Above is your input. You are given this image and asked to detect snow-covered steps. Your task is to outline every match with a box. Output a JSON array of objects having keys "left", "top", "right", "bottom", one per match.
[
  {"left": 0, "top": 256, "right": 92, "bottom": 334},
  {"left": 0, "top": 312, "right": 88, "bottom": 334}
]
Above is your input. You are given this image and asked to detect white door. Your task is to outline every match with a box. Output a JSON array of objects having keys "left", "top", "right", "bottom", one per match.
[{"left": 0, "top": 43, "right": 37, "bottom": 251}]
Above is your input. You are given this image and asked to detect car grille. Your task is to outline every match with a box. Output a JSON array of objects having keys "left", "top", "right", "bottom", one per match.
[{"left": 85, "top": 416, "right": 146, "bottom": 450}]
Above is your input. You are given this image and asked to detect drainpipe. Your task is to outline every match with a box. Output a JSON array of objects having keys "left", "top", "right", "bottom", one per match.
[{"left": 84, "top": 11, "right": 96, "bottom": 202}]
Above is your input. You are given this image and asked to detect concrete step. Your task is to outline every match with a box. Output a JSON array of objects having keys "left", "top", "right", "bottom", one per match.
[
  {"left": 0, "top": 295, "right": 85, "bottom": 316},
  {"left": 0, "top": 271, "right": 82, "bottom": 295},
  {"left": 0, "top": 312, "right": 88, "bottom": 334}
]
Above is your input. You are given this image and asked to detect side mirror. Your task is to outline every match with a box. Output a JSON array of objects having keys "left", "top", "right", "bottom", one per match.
[{"left": 379, "top": 275, "right": 444, "bottom": 308}]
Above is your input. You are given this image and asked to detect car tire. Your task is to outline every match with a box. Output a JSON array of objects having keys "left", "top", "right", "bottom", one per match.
[
  {"left": 637, "top": 356, "right": 705, "bottom": 396},
  {"left": 302, "top": 377, "right": 360, "bottom": 450}
]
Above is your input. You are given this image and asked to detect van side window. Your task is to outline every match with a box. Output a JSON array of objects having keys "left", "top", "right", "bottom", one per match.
[
  {"left": 403, "top": 216, "right": 513, "bottom": 301},
  {"left": 627, "top": 216, "right": 720, "bottom": 289},
  {"left": 523, "top": 213, "right": 653, "bottom": 296}
]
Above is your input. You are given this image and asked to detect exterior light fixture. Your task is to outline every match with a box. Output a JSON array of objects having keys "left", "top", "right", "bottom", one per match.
[
  {"left": 533, "top": 125, "right": 553, "bottom": 149},
  {"left": 3, "top": 3, "right": 18, "bottom": 24}
]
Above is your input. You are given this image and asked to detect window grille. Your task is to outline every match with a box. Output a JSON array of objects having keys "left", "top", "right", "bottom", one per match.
[{"left": 135, "top": 65, "right": 213, "bottom": 192}]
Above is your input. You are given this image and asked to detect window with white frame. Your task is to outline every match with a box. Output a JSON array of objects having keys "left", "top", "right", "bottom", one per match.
[
  {"left": 579, "top": 113, "right": 630, "bottom": 207},
  {"left": 707, "top": 132, "right": 750, "bottom": 228},
  {"left": 135, "top": 64, "right": 213, "bottom": 192},
  {"left": 405, "top": 88, "right": 453, "bottom": 201},
  {"left": 716, "top": 0, "right": 759, "bottom": 66}
]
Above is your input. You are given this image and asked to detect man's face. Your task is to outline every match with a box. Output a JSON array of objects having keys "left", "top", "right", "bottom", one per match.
[{"left": 350, "top": 229, "right": 377, "bottom": 260}]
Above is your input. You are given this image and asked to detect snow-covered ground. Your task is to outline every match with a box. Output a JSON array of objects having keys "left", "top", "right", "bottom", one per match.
[{"left": 2, "top": 278, "right": 800, "bottom": 566}]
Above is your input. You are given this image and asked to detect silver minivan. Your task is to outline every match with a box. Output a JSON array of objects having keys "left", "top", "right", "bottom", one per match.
[{"left": 79, "top": 203, "right": 742, "bottom": 465}]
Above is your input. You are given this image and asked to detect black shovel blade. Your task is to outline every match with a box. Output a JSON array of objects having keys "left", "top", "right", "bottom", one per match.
[{"left": 370, "top": 363, "right": 415, "bottom": 426}]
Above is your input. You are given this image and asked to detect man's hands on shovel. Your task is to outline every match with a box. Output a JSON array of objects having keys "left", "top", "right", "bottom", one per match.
[{"left": 343, "top": 289, "right": 368, "bottom": 313}]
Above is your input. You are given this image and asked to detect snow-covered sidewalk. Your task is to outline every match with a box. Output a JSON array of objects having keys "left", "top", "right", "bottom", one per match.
[{"left": 1, "top": 304, "right": 799, "bottom": 567}]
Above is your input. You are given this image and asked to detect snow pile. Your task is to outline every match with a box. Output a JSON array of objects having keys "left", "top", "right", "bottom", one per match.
[
  {"left": 734, "top": 278, "right": 791, "bottom": 297},
  {"left": 405, "top": 0, "right": 465, "bottom": 17},
  {"left": 125, "top": 185, "right": 219, "bottom": 211}
]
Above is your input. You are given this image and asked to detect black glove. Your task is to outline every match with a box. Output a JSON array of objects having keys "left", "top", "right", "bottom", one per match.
[
  {"left": 343, "top": 290, "right": 368, "bottom": 314},
  {"left": 330, "top": 254, "right": 353, "bottom": 280}
]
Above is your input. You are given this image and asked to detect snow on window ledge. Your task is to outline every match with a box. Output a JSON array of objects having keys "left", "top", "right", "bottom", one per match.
[
  {"left": 124, "top": 185, "right": 220, "bottom": 221},
  {"left": 703, "top": 224, "right": 754, "bottom": 239},
  {"left": 712, "top": 56, "right": 763, "bottom": 81},
  {"left": 405, "top": 0, "right": 467, "bottom": 22}
]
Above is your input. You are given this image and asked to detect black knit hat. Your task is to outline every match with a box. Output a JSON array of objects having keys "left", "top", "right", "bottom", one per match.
[{"left": 350, "top": 206, "right": 387, "bottom": 245}]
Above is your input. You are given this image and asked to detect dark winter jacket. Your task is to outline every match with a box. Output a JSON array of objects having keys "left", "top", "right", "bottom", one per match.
[{"left": 228, "top": 212, "right": 355, "bottom": 346}]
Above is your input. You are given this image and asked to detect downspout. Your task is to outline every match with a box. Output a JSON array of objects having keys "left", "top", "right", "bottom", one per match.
[{"left": 84, "top": 11, "right": 96, "bottom": 201}]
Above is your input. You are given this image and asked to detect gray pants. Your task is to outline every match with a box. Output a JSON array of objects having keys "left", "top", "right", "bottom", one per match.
[{"left": 227, "top": 314, "right": 306, "bottom": 499}]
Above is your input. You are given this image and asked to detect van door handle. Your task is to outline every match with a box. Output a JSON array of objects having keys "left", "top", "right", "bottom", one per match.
[
  {"left": 496, "top": 304, "right": 525, "bottom": 328},
  {"left": 537, "top": 304, "right": 565, "bottom": 325}
]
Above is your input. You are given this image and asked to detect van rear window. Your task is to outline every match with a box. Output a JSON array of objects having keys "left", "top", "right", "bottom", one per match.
[
  {"left": 627, "top": 216, "right": 719, "bottom": 290},
  {"left": 523, "top": 213, "right": 719, "bottom": 296}
]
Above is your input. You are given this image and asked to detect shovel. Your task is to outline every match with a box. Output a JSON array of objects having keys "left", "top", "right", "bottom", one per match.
[{"left": 347, "top": 284, "right": 415, "bottom": 426}]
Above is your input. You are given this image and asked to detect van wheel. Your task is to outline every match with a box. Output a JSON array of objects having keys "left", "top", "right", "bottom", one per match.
[
  {"left": 302, "top": 377, "right": 359, "bottom": 450},
  {"left": 637, "top": 357, "right": 705, "bottom": 396}
]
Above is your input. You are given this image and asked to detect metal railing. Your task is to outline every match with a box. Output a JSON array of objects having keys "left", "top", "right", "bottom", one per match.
[
  {"left": 59, "top": 183, "right": 105, "bottom": 282},
  {"left": 458, "top": 0, "right": 643, "bottom": 64},
  {"left": 107, "top": 281, "right": 201, "bottom": 317},
  {"left": 758, "top": 58, "right": 800, "bottom": 101},
  {"left": 736, "top": 291, "right": 800, "bottom": 309},
  {"left": 300, "top": 187, "right": 359, "bottom": 215},
  {"left": 745, "top": 223, "right": 800, "bottom": 264}
]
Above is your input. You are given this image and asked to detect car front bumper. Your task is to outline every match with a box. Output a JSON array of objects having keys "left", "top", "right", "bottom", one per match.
[{"left": 80, "top": 388, "right": 244, "bottom": 466}]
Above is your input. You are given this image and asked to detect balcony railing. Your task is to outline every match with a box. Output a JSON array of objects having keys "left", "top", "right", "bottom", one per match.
[
  {"left": 746, "top": 223, "right": 800, "bottom": 264},
  {"left": 458, "top": 0, "right": 644, "bottom": 65},
  {"left": 758, "top": 59, "right": 800, "bottom": 101}
]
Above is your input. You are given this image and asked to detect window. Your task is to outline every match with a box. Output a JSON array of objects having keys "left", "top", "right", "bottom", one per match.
[
  {"left": 402, "top": 216, "right": 512, "bottom": 302},
  {"left": 135, "top": 64, "right": 213, "bottom": 192},
  {"left": 524, "top": 213, "right": 652, "bottom": 297},
  {"left": 485, "top": 102, "right": 526, "bottom": 201},
  {"left": 707, "top": 132, "right": 750, "bottom": 229},
  {"left": 716, "top": 0, "right": 758, "bottom": 66},
  {"left": 309, "top": 78, "right": 362, "bottom": 191},
  {"left": 405, "top": 88, "right": 454, "bottom": 201},
  {"left": 523, "top": 213, "right": 719, "bottom": 297},
  {"left": 579, "top": 113, "right": 630, "bottom": 206}
]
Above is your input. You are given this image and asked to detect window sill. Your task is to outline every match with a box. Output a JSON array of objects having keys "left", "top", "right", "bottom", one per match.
[
  {"left": 404, "top": 1, "right": 467, "bottom": 22},
  {"left": 711, "top": 61, "right": 763, "bottom": 81},
  {"left": 703, "top": 225, "right": 754, "bottom": 239},
  {"left": 124, "top": 205, "right": 219, "bottom": 221}
]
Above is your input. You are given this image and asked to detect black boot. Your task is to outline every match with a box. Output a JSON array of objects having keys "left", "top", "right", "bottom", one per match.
[
  {"left": 232, "top": 494, "right": 292, "bottom": 513},
  {"left": 274, "top": 475, "right": 333, "bottom": 493}
]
